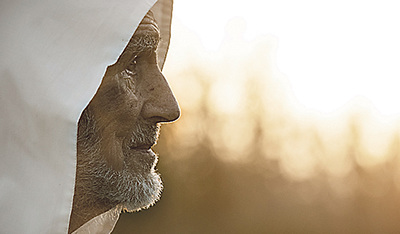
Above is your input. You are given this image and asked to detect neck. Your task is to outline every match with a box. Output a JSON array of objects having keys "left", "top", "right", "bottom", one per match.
[
  {"left": 68, "top": 200, "right": 112, "bottom": 233},
  {"left": 69, "top": 178, "right": 119, "bottom": 233},
  {"left": 68, "top": 150, "right": 119, "bottom": 233}
]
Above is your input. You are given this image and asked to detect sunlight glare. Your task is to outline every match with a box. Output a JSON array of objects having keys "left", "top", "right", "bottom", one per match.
[
  {"left": 209, "top": 81, "right": 243, "bottom": 114},
  {"left": 173, "top": 0, "right": 400, "bottom": 116}
]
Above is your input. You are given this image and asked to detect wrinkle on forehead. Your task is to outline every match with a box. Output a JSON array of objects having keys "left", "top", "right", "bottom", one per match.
[
  {"left": 125, "top": 11, "right": 160, "bottom": 54},
  {"left": 136, "top": 11, "right": 160, "bottom": 35}
]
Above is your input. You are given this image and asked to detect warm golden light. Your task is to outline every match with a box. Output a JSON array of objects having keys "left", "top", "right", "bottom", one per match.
[
  {"left": 114, "top": 1, "right": 400, "bottom": 233},
  {"left": 173, "top": 0, "right": 400, "bottom": 116}
]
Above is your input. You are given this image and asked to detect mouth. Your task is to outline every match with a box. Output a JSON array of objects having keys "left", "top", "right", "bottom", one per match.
[
  {"left": 124, "top": 122, "right": 160, "bottom": 152},
  {"left": 129, "top": 143, "right": 155, "bottom": 151},
  {"left": 124, "top": 142, "right": 158, "bottom": 172}
]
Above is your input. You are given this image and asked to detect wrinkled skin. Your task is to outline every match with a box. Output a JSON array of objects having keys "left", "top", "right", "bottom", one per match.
[{"left": 68, "top": 11, "right": 180, "bottom": 233}]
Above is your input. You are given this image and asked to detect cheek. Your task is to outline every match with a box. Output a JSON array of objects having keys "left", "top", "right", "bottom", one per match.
[
  {"left": 111, "top": 89, "right": 144, "bottom": 138},
  {"left": 118, "top": 76, "right": 144, "bottom": 118},
  {"left": 118, "top": 92, "right": 142, "bottom": 120},
  {"left": 92, "top": 78, "right": 144, "bottom": 132}
]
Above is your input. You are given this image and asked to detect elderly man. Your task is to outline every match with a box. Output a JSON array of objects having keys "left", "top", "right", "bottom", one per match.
[
  {"left": 0, "top": 0, "right": 178, "bottom": 233},
  {"left": 69, "top": 8, "right": 180, "bottom": 233}
]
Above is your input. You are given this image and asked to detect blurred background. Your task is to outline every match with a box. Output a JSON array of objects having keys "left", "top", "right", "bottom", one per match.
[{"left": 114, "top": 0, "right": 400, "bottom": 233}]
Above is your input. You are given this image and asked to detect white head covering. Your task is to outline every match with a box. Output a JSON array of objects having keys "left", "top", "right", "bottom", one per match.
[{"left": 0, "top": 0, "right": 173, "bottom": 233}]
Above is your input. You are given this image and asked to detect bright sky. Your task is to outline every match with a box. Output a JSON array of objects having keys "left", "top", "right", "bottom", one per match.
[{"left": 173, "top": 0, "right": 400, "bottom": 116}]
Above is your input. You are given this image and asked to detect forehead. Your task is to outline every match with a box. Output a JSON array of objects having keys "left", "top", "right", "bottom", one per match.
[
  {"left": 127, "top": 12, "right": 160, "bottom": 52},
  {"left": 115, "top": 11, "right": 160, "bottom": 64},
  {"left": 135, "top": 11, "right": 160, "bottom": 38}
]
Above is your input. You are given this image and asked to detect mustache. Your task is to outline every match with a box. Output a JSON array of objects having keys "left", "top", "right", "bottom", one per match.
[
  {"left": 127, "top": 122, "right": 160, "bottom": 149},
  {"left": 78, "top": 106, "right": 161, "bottom": 152}
]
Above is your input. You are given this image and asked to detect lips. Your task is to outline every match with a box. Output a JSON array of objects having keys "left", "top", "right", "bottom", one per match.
[
  {"left": 128, "top": 136, "right": 156, "bottom": 151},
  {"left": 124, "top": 122, "right": 160, "bottom": 152},
  {"left": 129, "top": 143, "right": 154, "bottom": 150}
]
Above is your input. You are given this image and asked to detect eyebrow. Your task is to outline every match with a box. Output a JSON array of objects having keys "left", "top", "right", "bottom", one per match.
[
  {"left": 125, "top": 29, "right": 160, "bottom": 54},
  {"left": 115, "top": 16, "right": 160, "bottom": 66}
]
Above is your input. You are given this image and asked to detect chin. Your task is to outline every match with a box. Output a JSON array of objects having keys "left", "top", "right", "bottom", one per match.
[
  {"left": 121, "top": 169, "right": 163, "bottom": 212},
  {"left": 119, "top": 149, "right": 163, "bottom": 212},
  {"left": 78, "top": 146, "right": 164, "bottom": 212}
]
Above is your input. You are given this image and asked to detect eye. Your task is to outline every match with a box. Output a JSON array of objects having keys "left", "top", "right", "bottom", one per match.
[
  {"left": 119, "top": 56, "right": 138, "bottom": 91},
  {"left": 126, "top": 56, "right": 138, "bottom": 75}
]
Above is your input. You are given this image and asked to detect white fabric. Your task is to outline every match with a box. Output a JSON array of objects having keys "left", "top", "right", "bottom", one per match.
[
  {"left": 0, "top": 0, "right": 172, "bottom": 233},
  {"left": 72, "top": 206, "right": 122, "bottom": 234}
]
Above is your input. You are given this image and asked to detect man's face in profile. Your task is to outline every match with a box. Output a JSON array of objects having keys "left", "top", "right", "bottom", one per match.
[{"left": 74, "top": 11, "right": 180, "bottom": 214}]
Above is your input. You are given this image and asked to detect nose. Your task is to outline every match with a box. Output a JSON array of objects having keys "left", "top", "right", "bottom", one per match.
[{"left": 141, "top": 72, "right": 180, "bottom": 123}]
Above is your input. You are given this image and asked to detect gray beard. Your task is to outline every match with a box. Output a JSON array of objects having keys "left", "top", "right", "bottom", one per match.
[{"left": 76, "top": 109, "right": 163, "bottom": 212}]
